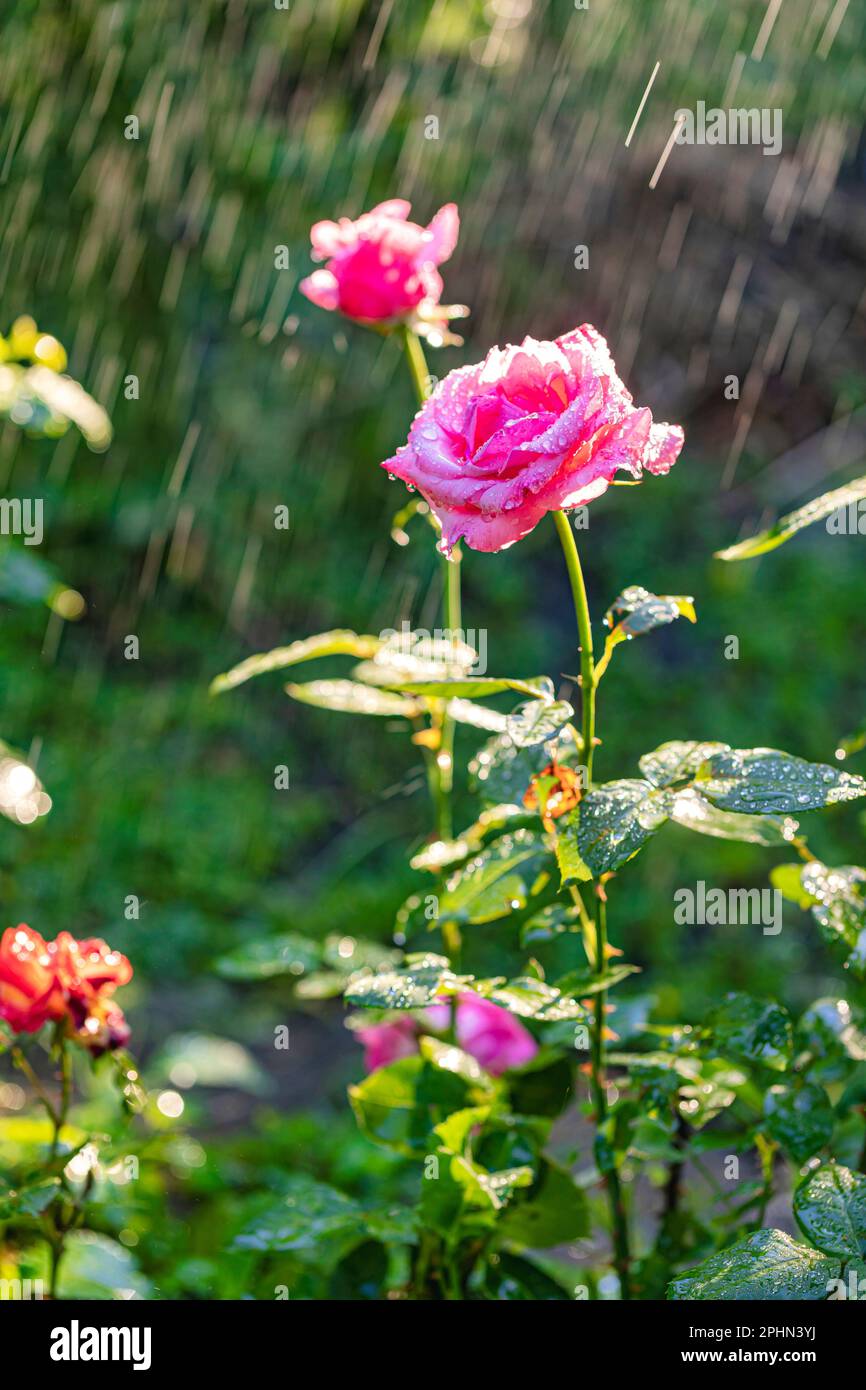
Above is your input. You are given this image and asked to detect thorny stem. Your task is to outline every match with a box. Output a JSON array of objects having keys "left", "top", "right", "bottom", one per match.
[
  {"left": 402, "top": 325, "right": 464, "bottom": 1299},
  {"left": 552, "top": 510, "right": 631, "bottom": 1298},
  {"left": 401, "top": 325, "right": 461, "bottom": 844},
  {"left": 49, "top": 1031, "right": 73, "bottom": 1298},
  {"left": 10, "top": 1045, "right": 59, "bottom": 1125}
]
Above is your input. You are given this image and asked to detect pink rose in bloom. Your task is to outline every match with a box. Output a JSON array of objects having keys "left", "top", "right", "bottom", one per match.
[
  {"left": 450, "top": 993, "right": 538, "bottom": 1076},
  {"left": 300, "top": 199, "right": 460, "bottom": 324},
  {"left": 356, "top": 1016, "right": 419, "bottom": 1073},
  {"left": 382, "top": 325, "right": 684, "bottom": 552},
  {"left": 357, "top": 994, "right": 537, "bottom": 1077}
]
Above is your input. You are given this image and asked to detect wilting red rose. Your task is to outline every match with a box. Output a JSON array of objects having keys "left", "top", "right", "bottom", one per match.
[
  {"left": 0, "top": 925, "right": 66, "bottom": 1033},
  {"left": 383, "top": 325, "right": 684, "bottom": 553},
  {"left": 300, "top": 199, "right": 459, "bottom": 324},
  {"left": 0, "top": 924, "right": 132, "bottom": 1051},
  {"left": 54, "top": 933, "right": 132, "bottom": 1054}
]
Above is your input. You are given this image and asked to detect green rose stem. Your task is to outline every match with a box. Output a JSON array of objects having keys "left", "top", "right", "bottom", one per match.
[
  {"left": 401, "top": 326, "right": 465, "bottom": 1293},
  {"left": 400, "top": 325, "right": 461, "bottom": 846},
  {"left": 11, "top": 1033, "right": 72, "bottom": 1298},
  {"left": 552, "top": 509, "right": 631, "bottom": 1299}
]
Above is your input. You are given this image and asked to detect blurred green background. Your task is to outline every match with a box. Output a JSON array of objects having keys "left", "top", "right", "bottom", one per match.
[{"left": 1, "top": 0, "right": 865, "bottom": 1292}]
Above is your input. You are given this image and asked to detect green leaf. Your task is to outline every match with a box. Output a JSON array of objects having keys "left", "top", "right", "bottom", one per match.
[
  {"left": 795, "top": 863, "right": 866, "bottom": 979},
  {"left": 639, "top": 741, "right": 728, "bottom": 789},
  {"left": 352, "top": 632, "right": 477, "bottom": 687},
  {"left": 503, "top": 700, "right": 575, "bottom": 748},
  {"left": 715, "top": 472, "right": 866, "bottom": 561},
  {"left": 796, "top": 998, "right": 866, "bottom": 1063},
  {"left": 710, "top": 993, "right": 793, "bottom": 1071},
  {"left": 448, "top": 1155, "right": 534, "bottom": 1211},
  {"left": 794, "top": 1163, "right": 866, "bottom": 1258},
  {"left": 210, "top": 630, "right": 381, "bottom": 695},
  {"left": 555, "top": 963, "right": 641, "bottom": 996},
  {"left": 763, "top": 1083, "right": 834, "bottom": 1162},
  {"left": 445, "top": 699, "right": 509, "bottom": 733},
  {"left": 286, "top": 679, "right": 423, "bottom": 717},
  {"left": 216, "top": 932, "right": 323, "bottom": 981},
  {"left": 771, "top": 863, "right": 817, "bottom": 908},
  {"left": 668, "top": 1229, "right": 839, "bottom": 1300},
  {"left": 419, "top": 1035, "right": 499, "bottom": 1092},
  {"left": 697, "top": 746, "right": 866, "bottom": 815},
  {"left": 668, "top": 788, "right": 797, "bottom": 846},
  {"left": 438, "top": 830, "right": 554, "bottom": 926},
  {"left": 349, "top": 1054, "right": 471, "bottom": 1154},
  {"left": 233, "top": 1176, "right": 362, "bottom": 1252},
  {"left": 472, "top": 726, "right": 579, "bottom": 808},
  {"left": 498, "top": 1159, "right": 589, "bottom": 1247},
  {"left": 388, "top": 675, "right": 554, "bottom": 701},
  {"left": 598, "top": 587, "right": 696, "bottom": 675},
  {"left": 481, "top": 1251, "right": 572, "bottom": 1300},
  {"left": 56, "top": 1232, "right": 152, "bottom": 1300},
  {"left": 469, "top": 976, "right": 591, "bottom": 1022},
  {"left": 0, "top": 1176, "right": 60, "bottom": 1219},
  {"left": 559, "top": 779, "right": 671, "bottom": 877},
  {"left": 344, "top": 953, "right": 464, "bottom": 1009}
]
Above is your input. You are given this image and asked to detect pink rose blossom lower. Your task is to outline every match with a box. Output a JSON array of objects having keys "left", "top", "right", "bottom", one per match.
[
  {"left": 300, "top": 199, "right": 459, "bottom": 324},
  {"left": 356, "top": 992, "right": 538, "bottom": 1077},
  {"left": 382, "top": 325, "right": 684, "bottom": 552}
]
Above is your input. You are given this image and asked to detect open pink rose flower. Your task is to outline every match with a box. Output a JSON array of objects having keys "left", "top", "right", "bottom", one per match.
[
  {"left": 356, "top": 993, "right": 537, "bottom": 1077},
  {"left": 300, "top": 199, "right": 459, "bottom": 324},
  {"left": 383, "top": 325, "right": 684, "bottom": 552}
]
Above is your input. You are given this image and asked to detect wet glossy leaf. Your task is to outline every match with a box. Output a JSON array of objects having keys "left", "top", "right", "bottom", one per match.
[
  {"left": 445, "top": 699, "right": 509, "bottom": 733},
  {"left": 519, "top": 900, "right": 582, "bottom": 946},
  {"left": 471, "top": 726, "right": 579, "bottom": 807},
  {"left": 710, "top": 993, "right": 793, "bottom": 1071},
  {"left": 349, "top": 1054, "right": 470, "bottom": 1154},
  {"left": 503, "top": 699, "right": 575, "bottom": 749},
  {"left": 344, "top": 953, "right": 464, "bottom": 1009},
  {"left": 715, "top": 473, "right": 866, "bottom": 561},
  {"left": 498, "top": 1159, "right": 589, "bottom": 1246},
  {"left": 800, "top": 863, "right": 866, "bottom": 978},
  {"left": 560, "top": 779, "right": 671, "bottom": 877},
  {"left": 600, "top": 587, "right": 696, "bottom": 673},
  {"left": 796, "top": 998, "right": 866, "bottom": 1063},
  {"left": 286, "top": 679, "right": 423, "bottom": 717},
  {"left": 216, "top": 932, "right": 323, "bottom": 981},
  {"left": 56, "top": 1231, "right": 151, "bottom": 1300},
  {"left": 763, "top": 1083, "right": 834, "bottom": 1162},
  {"left": 233, "top": 1175, "right": 362, "bottom": 1252},
  {"left": 0, "top": 1176, "right": 60, "bottom": 1219},
  {"left": 352, "top": 632, "right": 477, "bottom": 687},
  {"left": 386, "top": 675, "right": 554, "bottom": 701},
  {"left": 697, "top": 747, "right": 866, "bottom": 815},
  {"left": 669, "top": 788, "right": 797, "bottom": 846},
  {"left": 639, "top": 740, "right": 728, "bottom": 789},
  {"left": 771, "top": 863, "right": 817, "bottom": 908},
  {"left": 448, "top": 1155, "right": 534, "bottom": 1210},
  {"left": 419, "top": 1035, "right": 499, "bottom": 1092},
  {"left": 794, "top": 1163, "right": 866, "bottom": 1258},
  {"left": 668, "top": 1229, "right": 839, "bottom": 1300},
  {"left": 210, "top": 630, "right": 381, "bottom": 695},
  {"left": 471, "top": 975, "right": 591, "bottom": 1022},
  {"left": 555, "top": 963, "right": 641, "bottom": 996},
  {"left": 438, "top": 830, "right": 553, "bottom": 925}
]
